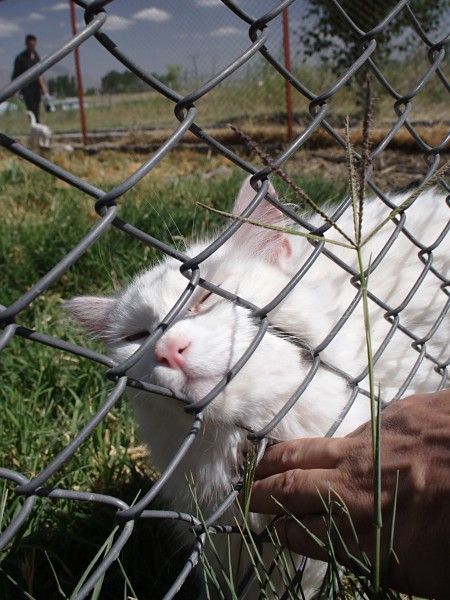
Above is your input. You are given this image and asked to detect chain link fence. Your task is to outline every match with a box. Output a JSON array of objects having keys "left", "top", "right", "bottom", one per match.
[
  {"left": 1, "top": 1, "right": 299, "bottom": 138},
  {"left": 0, "top": 0, "right": 449, "bottom": 598}
]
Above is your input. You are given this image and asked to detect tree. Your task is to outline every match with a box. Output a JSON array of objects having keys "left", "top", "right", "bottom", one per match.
[
  {"left": 48, "top": 74, "right": 77, "bottom": 97},
  {"left": 300, "top": 0, "right": 447, "bottom": 72},
  {"left": 100, "top": 70, "right": 147, "bottom": 94},
  {"left": 159, "top": 64, "right": 182, "bottom": 89},
  {"left": 101, "top": 65, "right": 184, "bottom": 94}
]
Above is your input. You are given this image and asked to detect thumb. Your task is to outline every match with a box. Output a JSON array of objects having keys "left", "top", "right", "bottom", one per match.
[{"left": 274, "top": 515, "right": 329, "bottom": 562}]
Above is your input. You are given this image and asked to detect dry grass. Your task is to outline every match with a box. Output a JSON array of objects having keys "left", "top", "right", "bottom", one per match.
[
  {"left": 1, "top": 55, "right": 448, "bottom": 139},
  {"left": 99, "top": 122, "right": 449, "bottom": 152}
]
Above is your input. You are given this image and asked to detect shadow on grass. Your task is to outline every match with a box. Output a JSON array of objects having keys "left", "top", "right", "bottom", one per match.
[{"left": 0, "top": 471, "right": 202, "bottom": 600}]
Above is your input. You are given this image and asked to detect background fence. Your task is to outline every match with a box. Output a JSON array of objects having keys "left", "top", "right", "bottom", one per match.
[{"left": 0, "top": 1, "right": 449, "bottom": 599}]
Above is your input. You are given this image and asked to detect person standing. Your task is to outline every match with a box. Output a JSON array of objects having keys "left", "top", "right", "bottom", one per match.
[{"left": 12, "top": 34, "right": 48, "bottom": 123}]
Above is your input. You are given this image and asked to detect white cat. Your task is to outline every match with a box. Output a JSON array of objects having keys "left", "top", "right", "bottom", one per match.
[
  {"left": 27, "top": 110, "right": 51, "bottom": 149},
  {"left": 66, "top": 177, "right": 449, "bottom": 596}
]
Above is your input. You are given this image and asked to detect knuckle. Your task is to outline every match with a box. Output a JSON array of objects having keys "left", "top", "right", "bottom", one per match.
[
  {"left": 385, "top": 405, "right": 423, "bottom": 436},
  {"left": 327, "top": 439, "right": 347, "bottom": 467},
  {"left": 339, "top": 440, "right": 365, "bottom": 472},
  {"left": 280, "top": 469, "right": 300, "bottom": 500},
  {"left": 409, "top": 462, "right": 427, "bottom": 495},
  {"left": 279, "top": 445, "right": 298, "bottom": 471}
]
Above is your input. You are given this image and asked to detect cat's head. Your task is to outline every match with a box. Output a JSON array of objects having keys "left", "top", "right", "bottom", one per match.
[{"left": 66, "top": 177, "right": 304, "bottom": 427}]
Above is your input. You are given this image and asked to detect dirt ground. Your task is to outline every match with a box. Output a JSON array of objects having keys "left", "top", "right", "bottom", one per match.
[
  {"left": 4, "top": 131, "right": 448, "bottom": 194},
  {"left": 288, "top": 148, "right": 449, "bottom": 191},
  {"left": 39, "top": 121, "right": 448, "bottom": 193},
  {"left": 190, "top": 147, "right": 449, "bottom": 193}
]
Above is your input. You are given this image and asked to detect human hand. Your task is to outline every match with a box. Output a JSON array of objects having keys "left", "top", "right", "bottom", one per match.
[
  {"left": 250, "top": 390, "right": 450, "bottom": 598},
  {"left": 43, "top": 93, "right": 55, "bottom": 113}
]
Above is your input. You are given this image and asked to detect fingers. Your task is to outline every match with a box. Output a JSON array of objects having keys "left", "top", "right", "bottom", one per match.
[
  {"left": 274, "top": 515, "right": 329, "bottom": 562},
  {"left": 255, "top": 437, "right": 348, "bottom": 480},
  {"left": 274, "top": 512, "right": 370, "bottom": 573},
  {"left": 251, "top": 438, "right": 346, "bottom": 517},
  {"left": 250, "top": 468, "right": 337, "bottom": 516}
]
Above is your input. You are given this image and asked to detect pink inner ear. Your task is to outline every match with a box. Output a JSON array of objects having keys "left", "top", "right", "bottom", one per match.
[
  {"left": 262, "top": 231, "right": 292, "bottom": 264},
  {"left": 281, "top": 237, "right": 293, "bottom": 260},
  {"left": 233, "top": 176, "right": 284, "bottom": 225},
  {"left": 232, "top": 176, "right": 292, "bottom": 265}
]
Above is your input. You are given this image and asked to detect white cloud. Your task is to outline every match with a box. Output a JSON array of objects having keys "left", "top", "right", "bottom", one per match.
[
  {"left": 177, "top": 32, "right": 203, "bottom": 40},
  {"left": 133, "top": 8, "right": 171, "bottom": 22},
  {"left": 0, "top": 18, "right": 20, "bottom": 38},
  {"left": 49, "top": 2, "right": 68, "bottom": 10},
  {"left": 28, "top": 12, "right": 45, "bottom": 21},
  {"left": 210, "top": 26, "right": 243, "bottom": 37},
  {"left": 102, "top": 15, "right": 134, "bottom": 31},
  {"left": 197, "top": 0, "right": 222, "bottom": 6}
]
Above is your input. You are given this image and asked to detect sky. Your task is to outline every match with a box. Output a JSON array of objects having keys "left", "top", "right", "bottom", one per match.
[{"left": 0, "top": 1, "right": 308, "bottom": 89}]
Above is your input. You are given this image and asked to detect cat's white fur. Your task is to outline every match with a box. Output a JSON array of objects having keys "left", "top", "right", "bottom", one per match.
[
  {"left": 67, "top": 178, "right": 449, "bottom": 595},
  {"left": 27, "top": 110, "right": 51, "bottom": 149}
]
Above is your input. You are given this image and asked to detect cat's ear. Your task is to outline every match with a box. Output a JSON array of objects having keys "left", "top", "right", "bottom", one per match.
[
  {"left": 64, "top": 296, "right": 117, "bottom": 339},
  {"left": 231, "top": 176, "right": 292, "bottom": 264}
]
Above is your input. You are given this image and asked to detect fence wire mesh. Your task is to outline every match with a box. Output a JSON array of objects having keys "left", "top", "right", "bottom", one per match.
[{"left": 0, "top": 1, "right": 449, "bottom": 598}]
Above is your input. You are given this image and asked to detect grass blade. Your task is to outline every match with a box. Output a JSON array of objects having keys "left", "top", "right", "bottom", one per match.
[{"left": 197, "top": 202, "right": 356, "bottom": 249}]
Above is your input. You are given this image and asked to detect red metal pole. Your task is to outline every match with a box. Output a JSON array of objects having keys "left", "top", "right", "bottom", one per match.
[
  {"left": 282, "top": 7, "right": 294, "bottom": 142},
  {"left": 69, "top": 0, "right": 88, "bottom": 146}
]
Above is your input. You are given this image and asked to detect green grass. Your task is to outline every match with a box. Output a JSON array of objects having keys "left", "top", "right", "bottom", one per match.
[{"left": 0, "top": 149, "right": 346, "bottom": 599}]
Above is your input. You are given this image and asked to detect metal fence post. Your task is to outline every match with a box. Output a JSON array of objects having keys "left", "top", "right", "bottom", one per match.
[
  {"left": 69, "top": 0, "right": 88, "bottom": 146},
  {"left": 282, "top": 7, "right": 294, "bottom": 142}
]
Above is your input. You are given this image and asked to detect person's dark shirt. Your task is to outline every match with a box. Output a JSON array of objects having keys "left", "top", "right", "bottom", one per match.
[{"left": 12, "top": 49, "right": 41, "bottom": 96}]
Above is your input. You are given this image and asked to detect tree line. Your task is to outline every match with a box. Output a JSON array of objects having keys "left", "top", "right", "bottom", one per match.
[
  {"left": 47, "top": 1, "right": 446, "bottom": 98},
  {"left": 48, "top": 65, "right": 183, "bottom": 97}
]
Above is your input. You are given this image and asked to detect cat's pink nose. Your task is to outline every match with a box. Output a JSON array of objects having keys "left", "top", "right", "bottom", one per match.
[{"left": 155, "top": 337, "right": 190, "bottom": 370}]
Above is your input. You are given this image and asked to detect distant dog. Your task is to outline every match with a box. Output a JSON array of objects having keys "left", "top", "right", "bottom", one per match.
[{"left": 27, "top": 110, "right": 51, "bottom": 149}]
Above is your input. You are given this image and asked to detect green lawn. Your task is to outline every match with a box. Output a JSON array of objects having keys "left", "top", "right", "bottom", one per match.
[{"left": 0, "top": 149, "right": 346, "bottom": 599}]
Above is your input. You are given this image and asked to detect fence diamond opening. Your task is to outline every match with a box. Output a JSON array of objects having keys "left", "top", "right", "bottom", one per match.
[{"left": 0, "top": 1, "right": 448, "bottom": 599}]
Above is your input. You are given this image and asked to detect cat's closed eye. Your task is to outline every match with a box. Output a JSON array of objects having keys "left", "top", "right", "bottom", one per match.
[
  {"left": 189, "top": 289, "right": 214, "bottom": 314},
  {"left": 125, "top": 331, "right": 149, "bottom": 342},
  {"left": 124, "top": 290, "right": 215, "bottom": 342},
  {"left": 199, "top": 290, "right": 213, "bottom": 304}
]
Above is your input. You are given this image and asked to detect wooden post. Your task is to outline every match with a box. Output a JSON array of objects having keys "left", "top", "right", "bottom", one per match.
[
  {"left": 69, "top": 0, "right": 88, "bottom": 146},
  {"left": 282, "top": 7, "right": 294, "bottom": 142}
]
